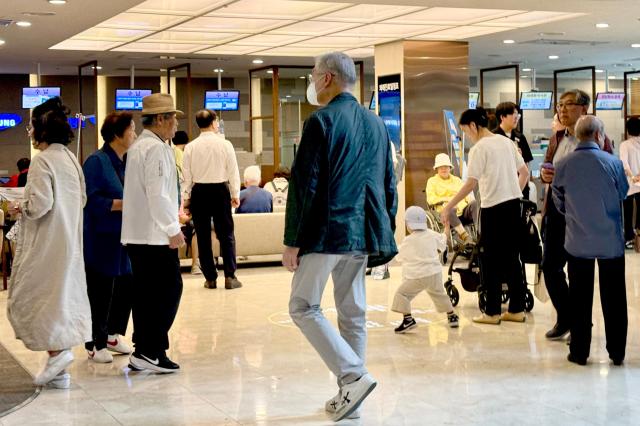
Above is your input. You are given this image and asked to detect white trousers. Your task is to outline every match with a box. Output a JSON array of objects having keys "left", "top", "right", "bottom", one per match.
[{"left": 391, "top": 272, "right": 453, "bottom": 314}]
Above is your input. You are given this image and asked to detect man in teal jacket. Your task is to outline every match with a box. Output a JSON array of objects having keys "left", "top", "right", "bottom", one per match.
[{"left": 284, "top": 52, "right": 397, "bottom": 422}]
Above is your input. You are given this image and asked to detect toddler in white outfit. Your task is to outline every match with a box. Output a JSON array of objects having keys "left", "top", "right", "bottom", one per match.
[{"left": 392, "top": 206, "right": 459, "bottom": 333}]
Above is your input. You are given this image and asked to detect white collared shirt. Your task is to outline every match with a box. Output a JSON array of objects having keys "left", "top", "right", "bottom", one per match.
[
  {"left": 182, "top": 131, "right": 240, "bottom": 200},
  {"left": 121, "top": 129, "right": 181, "bottom": 245},
  {"left": 619, "top": 136, "right": 640, "bottom": 195}
]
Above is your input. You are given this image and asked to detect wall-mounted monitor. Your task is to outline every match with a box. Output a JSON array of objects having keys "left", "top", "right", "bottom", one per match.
[
  {"left": 519, "top": 91, "right": 553, "bottom": 110},
  {"left": 369, "top": 91, "right": 376, "bottom": 110},
  {"left": 469, "top": 92, "right": 479, "bottom": 109},
  {"left": 378, "top": 74, "right": 402, "bottom": 151},
  {"left": 22, "top": 87, "right": 61, "bottom": 109},
  {"left": 115, "top": 89, "right": 152, "bottom": 110},
  {"left": 204, "top": 90, "right": 240, "bottom": 111},
  {"left": 595, "top": 92, "right": 625, "bottom": 110}
]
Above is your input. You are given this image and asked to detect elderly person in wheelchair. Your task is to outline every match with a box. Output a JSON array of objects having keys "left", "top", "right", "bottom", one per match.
[{"left": 426, "top": 153, "right": 478, "bottom": 247}]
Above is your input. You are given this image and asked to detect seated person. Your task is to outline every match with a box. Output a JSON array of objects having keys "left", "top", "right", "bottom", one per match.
[
  {"left": 426, "top": 153, "right": 477, "bottom": 245},
  {"left": 264, "top": 166, "right": 290, "bottom": 208},
  {"left": 2, "top": 158, "right": 30, "bottom": 188},
  {"left": 236, "top": 165, "right": 272, "bottom": 214}
]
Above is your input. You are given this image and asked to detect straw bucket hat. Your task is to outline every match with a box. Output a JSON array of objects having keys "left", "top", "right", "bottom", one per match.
[{"left": 141, "top": 93, "right": 184, "bottom": 117}]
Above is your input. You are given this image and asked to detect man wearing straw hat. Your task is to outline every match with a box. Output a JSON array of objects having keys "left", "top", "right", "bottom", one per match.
[{"left": 122, "top": 93, "right": 185, "bottom": 373}]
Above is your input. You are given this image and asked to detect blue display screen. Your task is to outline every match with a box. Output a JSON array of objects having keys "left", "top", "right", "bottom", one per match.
[
  {"left": 204, "top": 90, "right": 240, "bottom": 111},
  {"left": 469, "top": 92, "right": 479, "bottom": 109},
  {"left": 377, "top": 75, "right": 401, "bottom": 151},
  {"left": 22, "top": 87, "right": 61, "bottom": 109},
  {"left": 519, "top": 92, "right": 553, "bottom": 110},
  {"left": 115, "top": 89, "right": 152, "bottom": 110},
  {"left": 596, "top": 92, "right": 624, "bottom": 110}
]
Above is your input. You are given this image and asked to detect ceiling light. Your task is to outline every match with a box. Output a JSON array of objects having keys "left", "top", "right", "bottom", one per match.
[
  {"left": 285, "top": 95, "right": 291, "bottom": 98},
  {"left": 0, "top": 39, "right": 5, "bottom": 46},
  {"left": 16, "top": 21, "right": 32, "bottom": 27},
  {"left": 595, "top": 23, "right": 609, "bottom": 28},
  {"left": 608, "top": 75, "right": 616, "bottom": 79},
  {"left": 548, "top": 55, "right": 559, "bottom": 59},
  {"left": 521, "top": 75, "right": 530, "bottom": 78},
  {"left": 503, "top": 39, "right": 515, "bottom": 44},
  {"left": 632, "top": 44, "right": 640, "bottom": 48},
  {"left": 522, "top": 68, "right": 532, "bottom": 72},
  {"left": 299, "top": 76, "right": 306, "bottom": 79},
  {"left": 252, "top": 59, "right": 264, "bottom": 64},
  {"left": 92, "top": 65, "right": 102, "bottom": 70},
  {"left": 48, "top": 0, "right": 67, "bottom": 4},
  {"left": 266, "top": 70, "right": 273, "bottom": 74},
  {"left": 213, "top": 68, "right": 224, "bottom": 73},
  {"left": 595, "top": 69, "right": 604, "bottom": 73}
]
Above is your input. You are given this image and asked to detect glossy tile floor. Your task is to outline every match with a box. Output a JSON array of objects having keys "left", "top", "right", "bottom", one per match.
[{"left": 1, "top": 254, "right": 640, "bottom": 425}]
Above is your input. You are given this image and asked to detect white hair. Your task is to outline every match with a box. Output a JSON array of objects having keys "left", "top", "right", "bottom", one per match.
[
  {"left": 244, "top": 165, "right": 261, "bottom": 185},
  {"left": 315, "top": 52, "right": 357, "bottom": 87},
  {"left": 575, "top": 115, "right": 604, "bottom": 143}
]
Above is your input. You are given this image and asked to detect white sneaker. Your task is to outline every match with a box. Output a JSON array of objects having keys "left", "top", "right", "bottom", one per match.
[
  {"left": 34, "top": 350, "right": 74, "bottom": 386},
  {"left": 326, "top": 390, "right": 361, "bottom": 419},
  {"left": 88, "top": 347, "right": 113, "bottom": 363},
  {"left": 107, "top": 334, "right": 132, "bottom": 354},
  {"left": 46, "top": 370, "right": 71, "bottom": 389},
  {"left": 191, "top": 263, "right": 202, "bottom": 275},
  {"left": 332, "top": 374, "right": 377, "bottom": 421}
]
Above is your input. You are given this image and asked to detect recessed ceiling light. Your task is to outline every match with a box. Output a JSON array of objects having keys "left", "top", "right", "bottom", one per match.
[
  {"left": 299, "top": 76, "right": 306, "bottom": 79},
  {"left": 503, "top": 39, "right": 515, "bottom": 44},
  {"left": 285, "top": 95, "right": 291, "bottom": 98},
  {"left": 0, "top": 39, "right": 5, "bottom": 46},
  {"left": 595, "top": 69, "right": 604, "bottom": 73},
  {"left": 48, "top": 0, "right": 67, "bottom": 4},
  {"left": 266, "top": 70, "right": 273, "bottom": 74},
  {"left": 608, "top": 75, "right": 616, "bottom": 79},
  {"left": 548, "top": 55, "right": 559, "bottom": 60},
  {"left": 16, "top": 21, "right": 32, "bottom": 27},
  {"left": 521, "top": 75, "right": 530, "bottom": 78},
  {"left": 595, "top": 23, "right": 609, "bottom": 28},
  {"left": 213, "top": 68, "right": 224, "bottom": 73},
  {"left": 252, "top": 59, "right": 264, "bottom": 64},
  {"left": 522, "top": 68, "right": 532, "bottom": 72},
  {"left": 92, "top": 65, "right": 102, "bottom": 70},
  {"left": 632, "top": 44, "right": 640, "bottom": 48}
]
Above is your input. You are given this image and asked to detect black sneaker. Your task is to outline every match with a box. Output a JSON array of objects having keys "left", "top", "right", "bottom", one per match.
[
  {"left": 545, "top": 324, "right": 570, "bottom": 340},
  {"left": 129, "top": 352, "right": 180, "bottom": 373},
  {"left": 204, "top": 279, "right": 217, "bottom": 289},
  {"left": 448, "top": 313, "right": 459, "bottom": 328},
  {"left": 567, "top": 353, "right": 587, "bottom": 366},
  {"left": 394, "top": 317, "right": 417, "bottom": 334}
]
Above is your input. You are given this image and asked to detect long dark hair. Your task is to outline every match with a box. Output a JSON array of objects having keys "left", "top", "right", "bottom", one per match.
[{"left": 31, "top": 96, "right": 74, "bottom": 145}]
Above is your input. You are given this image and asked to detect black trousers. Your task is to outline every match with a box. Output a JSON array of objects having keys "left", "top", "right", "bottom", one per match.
[
  {"left": 191, "top": 183, "right": 237, "bottom": 281},
  {"left": 623, "top": 193, "right": 640, "bottom": 242},
  {"left": 541, "top": 199, "right": 570, "bottom": 329},
  {"left": 478, "top": 198, "right": 525, "bottom": 316},
  {"left": 84, "top": 267, "right": 132, "bottom": 351},
  {"left": 127, "top": 245, "right": 183, "bottom": 357},
  {"left": 567, "top": 255, "right": 627, "bottom": 362}
]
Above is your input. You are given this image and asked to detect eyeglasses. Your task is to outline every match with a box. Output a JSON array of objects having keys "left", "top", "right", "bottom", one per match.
[{"left": 556, "top": 102, "right": 584, "bottom": 110}]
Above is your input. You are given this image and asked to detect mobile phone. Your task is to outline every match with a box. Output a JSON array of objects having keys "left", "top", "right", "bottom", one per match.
[{"left": 541, "top": 162, "right": 555, "bottom": 170}]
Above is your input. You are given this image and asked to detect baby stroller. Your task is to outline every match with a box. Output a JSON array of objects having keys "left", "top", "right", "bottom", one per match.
[{"left": 444, "top": 199, "right": 538, "bottom": 312}]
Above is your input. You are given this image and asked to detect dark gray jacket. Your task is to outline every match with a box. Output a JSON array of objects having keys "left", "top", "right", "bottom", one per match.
[{"left": 284, "top": 92, "right": 398, "bottom": 266}]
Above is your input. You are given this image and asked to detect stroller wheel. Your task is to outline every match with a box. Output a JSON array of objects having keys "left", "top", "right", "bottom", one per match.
[
  {"left": 524, "top": 289, "right": 535, "bottom": 312},
  {"left": 446, "top": 283, "right": 460, "bottom": 307},
  {"left": 501, "top": 290, "right": 510, "bottom": 304},
  {"left": 478, "top": 290, "right": 487, "bottom": 313},
  {"left": 442, "top": 247, "right": 448, "bottom": 264}
]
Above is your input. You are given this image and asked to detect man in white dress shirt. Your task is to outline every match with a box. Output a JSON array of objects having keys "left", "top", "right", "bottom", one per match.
[
  {"left": 182, "top": 109, "right": 242, "bottom": 290},
  {"left": 121, "top": 93, "right": 185, "bottom": 373}
]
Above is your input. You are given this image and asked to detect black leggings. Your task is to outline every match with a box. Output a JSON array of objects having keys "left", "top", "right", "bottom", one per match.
[{"left": 478, "top": 199, "right": 525, "bottom": 316}]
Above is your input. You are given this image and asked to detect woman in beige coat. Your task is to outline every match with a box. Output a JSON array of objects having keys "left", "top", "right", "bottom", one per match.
[{"left": 7, "top": 97, "right": 91, "bottom": 389}]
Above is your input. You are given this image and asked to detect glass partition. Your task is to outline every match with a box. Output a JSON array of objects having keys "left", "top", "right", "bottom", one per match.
[
  {"left": 480, "top": 65, "right": 519, "bottom": 110},
  {"left": 553, "top": 67, "right": 596, "bottom": 115}
]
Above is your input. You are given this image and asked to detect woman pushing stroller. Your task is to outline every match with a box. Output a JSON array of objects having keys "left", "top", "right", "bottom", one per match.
[{"left": 440, "top": 108, "right": 529, "bottom": 324}]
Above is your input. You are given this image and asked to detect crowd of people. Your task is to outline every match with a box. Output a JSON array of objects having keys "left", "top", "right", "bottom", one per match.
[{"left": 2, "top": 50, "right": 636, "bottom": 422}]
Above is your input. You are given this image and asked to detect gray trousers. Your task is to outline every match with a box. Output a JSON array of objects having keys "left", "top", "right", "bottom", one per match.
[
  {"left": 447, "top": 200, "right": 478, "bottom": 228},
  {"left": 289, "top": 253, "right": 368, "bottom": 386}
]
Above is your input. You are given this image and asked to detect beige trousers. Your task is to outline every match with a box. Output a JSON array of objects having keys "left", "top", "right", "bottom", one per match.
[{"left": 391, "top": 272, "right": 453, "bottom": 314}]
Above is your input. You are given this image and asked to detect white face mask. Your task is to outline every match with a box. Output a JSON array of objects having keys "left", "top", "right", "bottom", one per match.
[{"left": 306, "top": 80, "right": 320, "bottom": 106}]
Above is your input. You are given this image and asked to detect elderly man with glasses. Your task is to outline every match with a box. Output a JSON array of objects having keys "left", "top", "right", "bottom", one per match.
[{"left": 540, "top": 89, "right": 613, "bottom": 341}]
